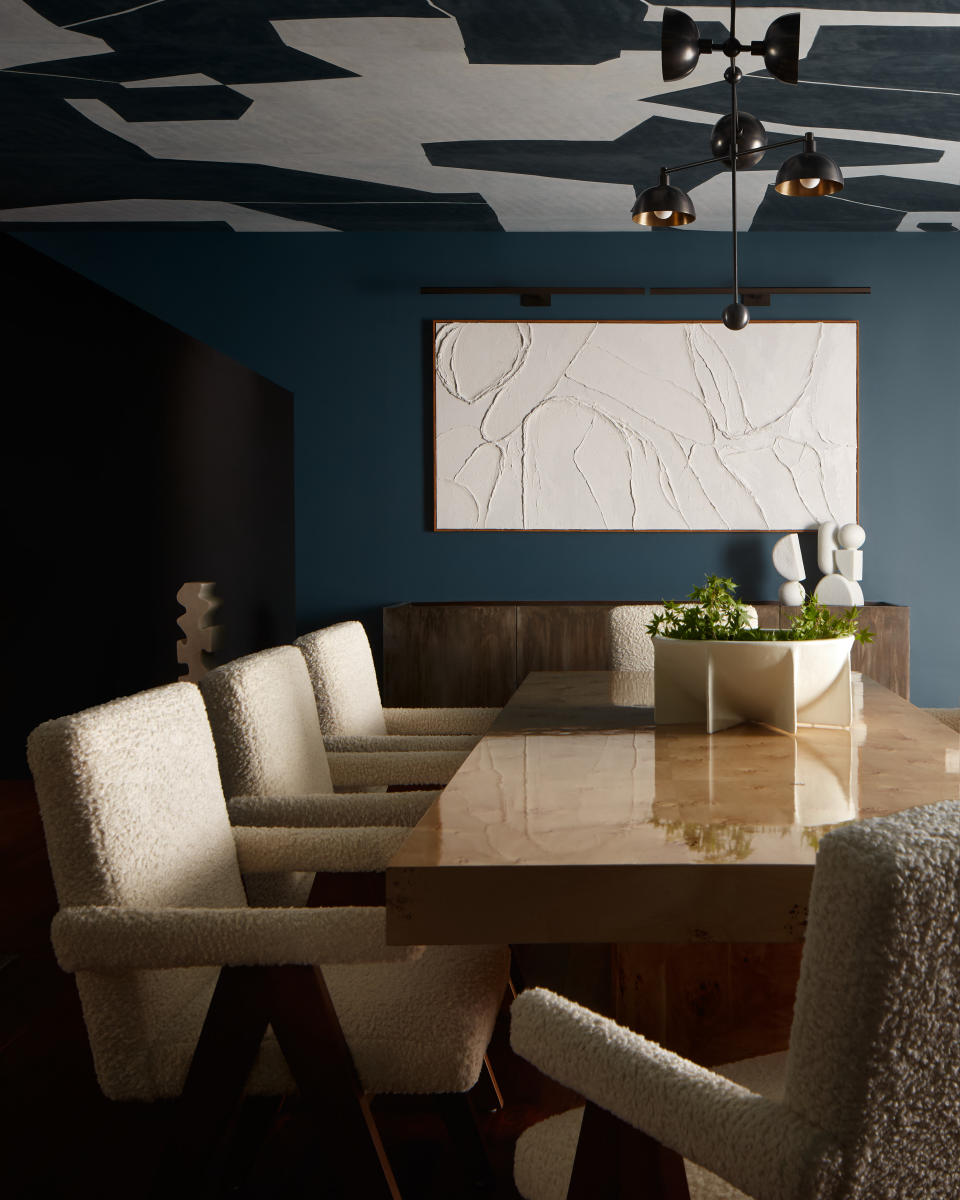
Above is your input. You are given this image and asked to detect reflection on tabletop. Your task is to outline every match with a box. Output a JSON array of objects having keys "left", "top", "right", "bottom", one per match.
[{"left": 405, "top": 672, "right": 959, "bottom": 868}]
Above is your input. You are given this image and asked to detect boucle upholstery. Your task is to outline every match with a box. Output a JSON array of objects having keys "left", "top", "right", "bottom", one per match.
[
  {"left": 324, "top": 732, "right": 478, "bottom": 753},
  {"left": 229, "top": 790, "right": 439, "bottom": 829},
  {"left": 511, "top": 797, "right": 960, "bottom": 1200},
  {"left": 52, "top": 903, "right": 420, "bottom": 971},
  {"left": 232, "top": 825, "right": 410, "bottom": 874},
  {"left": 200, "top": 647, "right": 462, "bottom": 903},
  {"left": 383, "top": 707, "right": 498, "bottom": 735},
  {"left": 515, "top": 1094, "right": 777, "bottom": 1200},
  {"left": 924, "top": 707, "right": 960, "bottom": 732},
  {"left": 782, "top": 799, "right": 960, "bottom": 1198},
  {"left": 511, "top": 991, "right": 838, "bottom": 1200},
  {"left": 200, "top": 646, "right": 468, "bottom": 796},
  {"left": 514, "top": 1055, "right": 789, "bottom": 1199},
  {"left": 610, "top": 604, "right": 759, "bottom": 671},
  {"left": 326, "top": 748, "right": 467, "bottom": 788},
  {"left": 28, "top": 683, "right": 292, "bottom": 1100},
  {"left": 198, "top": 648, "right": 510, "bottom": 1096},
  {"left": 200, "top": 645, "right": 337, "bottom": 795},
  {"left": 295, "top": 620, "right": 498, "bottom": 738},
  {"left": 28, "top": 682, "right": 509, "bottom": 1103}
]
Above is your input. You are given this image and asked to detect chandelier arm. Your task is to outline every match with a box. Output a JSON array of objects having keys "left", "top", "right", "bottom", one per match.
[{"left": 663, "top": 135, "right": 804, "bottom": 177}]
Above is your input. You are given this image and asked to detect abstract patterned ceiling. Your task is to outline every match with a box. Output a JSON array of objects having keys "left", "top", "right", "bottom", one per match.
[{"left": 2, "top": 1, "right": 958, "bottom": 233}]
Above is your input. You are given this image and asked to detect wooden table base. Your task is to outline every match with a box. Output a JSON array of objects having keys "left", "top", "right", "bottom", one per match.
[{"left": 613, "top": 942, "right": 804, "bottom": 1066}]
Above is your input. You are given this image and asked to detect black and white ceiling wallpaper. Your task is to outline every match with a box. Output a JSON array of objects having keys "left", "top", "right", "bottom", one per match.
[{"left": 2, "top": 1, "right": 959, "bottom": 232}]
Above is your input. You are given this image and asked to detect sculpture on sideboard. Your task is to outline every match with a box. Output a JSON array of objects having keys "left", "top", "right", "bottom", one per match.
[
  {"left": 771, "top": 532, "right": 806, "bottom": 606},
  {"left": 814, "top": 521, "right": 865, "bottom": 605},
  {"left": 176, "top": 581, "right": 223, "bottom": 682}
]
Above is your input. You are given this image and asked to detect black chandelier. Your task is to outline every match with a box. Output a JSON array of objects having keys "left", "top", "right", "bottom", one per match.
[{"left": 632, "top": 0, "right": 844, "bottom": 330}]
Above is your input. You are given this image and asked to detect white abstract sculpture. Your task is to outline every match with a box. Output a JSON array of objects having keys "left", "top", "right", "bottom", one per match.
[
  {"left": 654, "top": 636, "right": 854, "bottom": 735},
  {"left": 772, "top": 532, "right": 806, "bottom": 606},
  {"left": 814, "top": 521, "right": 865, "bottom": 606}
]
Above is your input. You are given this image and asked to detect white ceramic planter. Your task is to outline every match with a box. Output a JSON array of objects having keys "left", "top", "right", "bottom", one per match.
[{"left": 654, "top": 634, "right": 855, "bottom": 735}]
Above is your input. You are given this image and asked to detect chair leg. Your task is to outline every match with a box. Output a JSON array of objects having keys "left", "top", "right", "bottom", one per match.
[
  {"left": 152, "top": 964, "right": 402, "bottom": 1200},
  {"left": 151, "top": 966, "right": 272, "bottom": 1198},
  {"left": 264, "top": 964, "right": 402, "bottom": 1200},
  {"left": 435, "top": 1091, "right": 496, "bottom": 1192},
  {"left": 567, "top": 1101, "right": 690, "bottom": 1200},
  {"left": 470, "top": 1053, "right": 505, "bottom": 1114}
]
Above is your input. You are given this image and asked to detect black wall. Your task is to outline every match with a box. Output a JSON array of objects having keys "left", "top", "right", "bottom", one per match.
[{"left": 0, "top": 235, "right": 294, "bottom": 776}]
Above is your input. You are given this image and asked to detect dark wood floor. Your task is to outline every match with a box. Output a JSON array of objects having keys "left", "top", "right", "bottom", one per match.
[{"left": 0, "top": 781, "right": 582, "bottom": 1199}]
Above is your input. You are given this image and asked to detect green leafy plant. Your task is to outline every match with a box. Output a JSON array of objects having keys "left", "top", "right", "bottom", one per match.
[{"left": 646, "top": 574, "right": 873, "bottom": 644}]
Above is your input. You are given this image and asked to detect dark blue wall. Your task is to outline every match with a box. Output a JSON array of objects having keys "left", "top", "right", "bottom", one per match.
[{"left": 19, "top": 231, "right": 960, "bottom": 705}]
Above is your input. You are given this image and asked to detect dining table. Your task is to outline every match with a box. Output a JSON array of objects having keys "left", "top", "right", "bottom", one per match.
[{"left": 385, "top": 669, "right": 960, "bottom": 1065}]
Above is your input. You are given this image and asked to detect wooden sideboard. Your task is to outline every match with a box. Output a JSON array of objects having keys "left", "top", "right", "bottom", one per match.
[{"left": 383, "top": 602, "right": 910, "bottom": 706}]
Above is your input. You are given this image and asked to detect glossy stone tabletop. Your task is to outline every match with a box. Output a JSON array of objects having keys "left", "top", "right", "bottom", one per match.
[{"left": 386, "top": 671, "right": 960, "bottom": 945}]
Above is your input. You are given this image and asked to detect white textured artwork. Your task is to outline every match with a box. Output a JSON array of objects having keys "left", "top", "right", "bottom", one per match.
[{"left": 434, "top": 321, "right": 858, "bottom": 532}]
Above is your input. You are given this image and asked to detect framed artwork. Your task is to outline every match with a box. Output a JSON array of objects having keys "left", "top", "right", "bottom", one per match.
[{"left": 433, "top": 320, "right": 858, "bottom": 532}]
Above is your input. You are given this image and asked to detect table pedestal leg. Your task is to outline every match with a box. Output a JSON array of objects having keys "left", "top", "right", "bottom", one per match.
[{"left": 613, "top": 942, "right": 804, "bottom": 1066}]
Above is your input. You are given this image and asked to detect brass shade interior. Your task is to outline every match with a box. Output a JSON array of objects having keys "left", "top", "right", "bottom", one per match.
[
  {"left": 775, "top": 150, "right": 844, "bottom": 196},
  {"left": 632, "top": 208, "right": 697, "bottom": 228},
  {"left": 632, "top": 182, "right": 696, "bottom": 227}
]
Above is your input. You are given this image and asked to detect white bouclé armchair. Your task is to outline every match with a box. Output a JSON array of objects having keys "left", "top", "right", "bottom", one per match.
[
  {"left": 198, "top": 643, "right": 466, "bottom": 904},
  {"left": 295, "top": 620, "right": 499, "bottom": 750},
  {"left": 509, "top": 798, "right": 960, "bottom": 1199},
  {"left": 199, "top": 643, "right": 468, "bottom": 817},
  {"left": 609, "top": 604, "right": 760, "bottom": 672},
  {"left": 924, "top": 707, "right": 960, "bottom": 732},
  {"left": 28, "top": 681, "right": 509, "bottom": 1193}
]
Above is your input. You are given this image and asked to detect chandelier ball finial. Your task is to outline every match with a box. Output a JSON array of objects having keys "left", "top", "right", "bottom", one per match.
[{"left": 722, "top": 302, "right": 750, "bottom": 331}]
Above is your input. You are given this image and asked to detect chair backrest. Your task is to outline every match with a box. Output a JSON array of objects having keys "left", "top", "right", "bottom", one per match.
[
  {"left": 609, "top": 603, "right": 759, "bottom": 671},
  {"left": 784, "top": 799, "right": 960, "bottom": 1197},
  {"left": 296, "top": 621, "right": 387, "bottom": 737},
  {"left": 201, "top": 645, "right": 335, "bottom": 796},
  {"left": 27, "top": 682, "right": 245, "bottom": 1100}
]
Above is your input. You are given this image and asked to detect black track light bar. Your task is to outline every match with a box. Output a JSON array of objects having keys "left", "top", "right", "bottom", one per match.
[
  {"left": 421, "top": 286, "right": 646, "bottom": 307},
  {"left": 651, "top": 285, "right": 871, "bottom": 308},
  {"left": 422, "top": 285, "right": 868, "bottom": 309}
]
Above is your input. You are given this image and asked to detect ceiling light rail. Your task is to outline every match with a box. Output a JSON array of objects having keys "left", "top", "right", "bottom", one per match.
[
  {"left": 421, "top": 285, "right": 870, "bottom": 309},
  {"left": 420, "top": 286, "right": 647, "bottom": 307}
]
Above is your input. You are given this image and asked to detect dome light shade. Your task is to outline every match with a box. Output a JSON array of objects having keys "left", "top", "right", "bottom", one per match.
[
  {"left": 632, "top": 171, "right": 696, "bottom": 227},
  {"left": 662, "top": 8, "right": 707, "bottom": 82},
  {"left": 775, "top": 134, "right": 843, "bottom": 196},
  {"left": 751, "top": 13, "right": 800, "bottom": 85}
]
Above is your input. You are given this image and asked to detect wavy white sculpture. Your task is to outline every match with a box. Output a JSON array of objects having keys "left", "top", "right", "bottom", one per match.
[{"left": 654, "top": 635, "right": 855, "bottom": 735}]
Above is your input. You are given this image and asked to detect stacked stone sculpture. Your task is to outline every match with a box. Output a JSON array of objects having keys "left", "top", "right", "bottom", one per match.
[
  {"left": 771, "top": 533, "right": 806, "bottom": 606},
  {"left": 176, "top": 581, "right": 223, "bottom": 682},
  {"left": 814, "top": 521, "right": 865, "bottom": 605}
]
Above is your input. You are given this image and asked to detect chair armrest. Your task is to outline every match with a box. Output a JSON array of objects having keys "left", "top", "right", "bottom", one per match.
[
  {"left": 323, "top": 733, "right": 478, "bottom": 753},
  {"left": 229, "top": 791, "right": 439, "bottom": 828},
  {"left": 52, "top": 904, "right": 422, "bottom": 972},
  {"left": 383, "top": 707, "right": 499, "bottom": 735},
  {"left": 510, "top": 988, "right": 843, "bottom": 1200},
  {"left": 924, "top": 707, "right": 960, "bottom": 732},
  {"left": 233, "top": 825, "right": 409, "bottom": 873},
  {"left": 327, "top": 749, "right": 467, "bottom": 788}
]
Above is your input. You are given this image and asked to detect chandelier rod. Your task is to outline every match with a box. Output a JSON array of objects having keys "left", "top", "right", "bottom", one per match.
[{"left": 730, "top": 72, "right": 740, "bottom": 316}]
